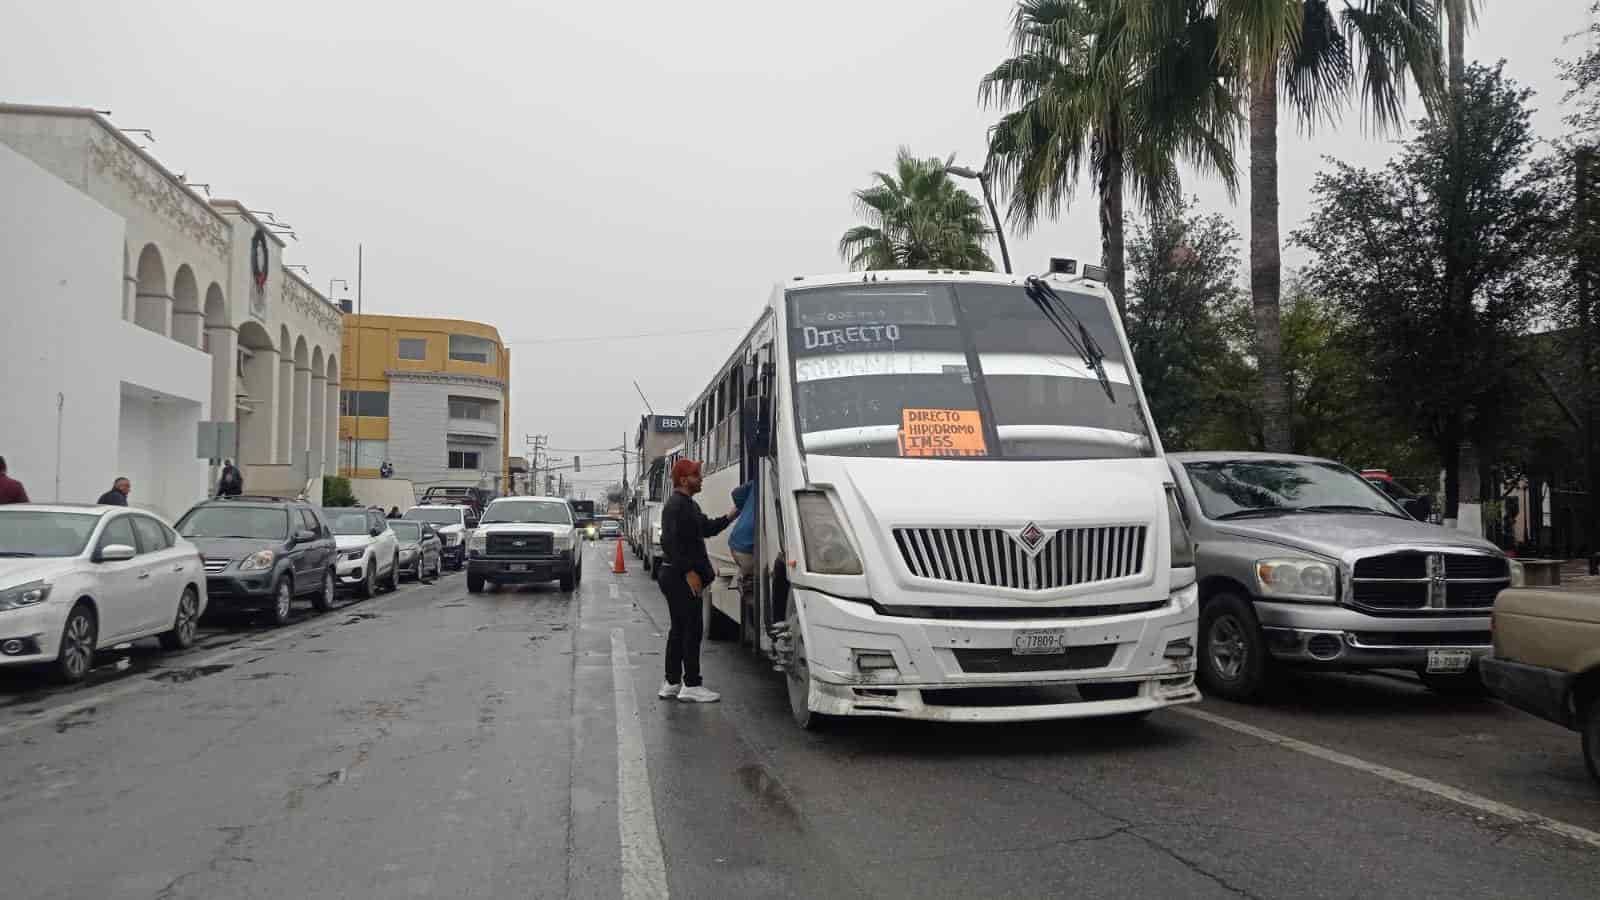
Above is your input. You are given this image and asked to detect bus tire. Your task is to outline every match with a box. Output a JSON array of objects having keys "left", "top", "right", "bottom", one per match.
[{"left": 787, "top": 624, "right": 831, "bottom": 732}]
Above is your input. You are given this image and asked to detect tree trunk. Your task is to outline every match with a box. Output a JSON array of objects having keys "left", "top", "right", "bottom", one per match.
[
  {"left": 1250, "top": 67, "right": 1291, "bottom": 451},
  {"left": 1101, "top": 164, "right": 1127, "bottom": 322},
  {"left": 1448, "top": 6, "right": 1465, "bottom": 111},
  {"left": 1443, "top": 443, "right": 1461, "bottom": 522}
]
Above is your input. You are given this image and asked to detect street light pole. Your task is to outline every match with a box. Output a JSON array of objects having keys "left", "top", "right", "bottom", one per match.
[{"left": 946, "top": 164, "right": 1012, "bottom": 275}]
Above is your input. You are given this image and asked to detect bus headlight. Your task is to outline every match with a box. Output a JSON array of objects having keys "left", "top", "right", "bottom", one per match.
[
  {"left": 1166, "top": 486, "right": 1195, "bottom": 569},
  {"left": 795, "top": 491, "right": 862, "bottom": 575}
]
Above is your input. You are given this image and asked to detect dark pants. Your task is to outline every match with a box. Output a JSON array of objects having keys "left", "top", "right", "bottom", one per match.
[{"left": 658, "top": 565, "right": 703, "bottom": 687}]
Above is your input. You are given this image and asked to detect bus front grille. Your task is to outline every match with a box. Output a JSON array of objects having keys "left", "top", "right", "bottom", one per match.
[{"left": 893, "top": 525, "right": 1147, "bottom": 591}]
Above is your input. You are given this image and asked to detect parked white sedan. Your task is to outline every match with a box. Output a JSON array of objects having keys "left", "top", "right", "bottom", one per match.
[{"left": 0, "top": 504, "right": 207, "bottom": 683}]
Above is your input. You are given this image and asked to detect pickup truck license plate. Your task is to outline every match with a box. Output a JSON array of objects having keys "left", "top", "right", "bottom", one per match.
[
  {"left": 1426, "top": 649, "right": 1472, "bottom": 674},
  {"left": 1013, "top": 629, "right": 1068, "bottom": 655},
  {"left": 506, "top": 563, "right": 528, "bottom": 572}
]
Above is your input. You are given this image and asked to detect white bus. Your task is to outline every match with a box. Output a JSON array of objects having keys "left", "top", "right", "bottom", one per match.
[
  {"left": 631, "top": 443, "right": 683, "bottom": 578},
  {"left": 685, "top": 268, "right": 1200, "bottom": 728}
]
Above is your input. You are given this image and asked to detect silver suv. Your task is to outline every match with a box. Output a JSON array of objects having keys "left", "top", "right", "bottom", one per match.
[{"left": 1168, "top": 452, "right": 1521, "bottom": 701}]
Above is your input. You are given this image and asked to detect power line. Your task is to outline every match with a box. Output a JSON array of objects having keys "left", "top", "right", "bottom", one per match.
[{"left": 503, "top": 326, "right": 743, "bottom": 346}]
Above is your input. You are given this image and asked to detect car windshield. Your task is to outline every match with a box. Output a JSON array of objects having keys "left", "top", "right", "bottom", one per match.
[
  {"left": 404, "top": 507, "right": 462, "bottom": 526},
  {"left": 787, "top": 281, "right": 1152, "bottom": 460},
  {"left": 323, "top": 510, "right": 374, "bottom": 535},
  {"left": 176, "top": 505, "right": 289, "bottom": 540},
  {"left": 481, "top": 500, "right": 572, "bottom": 525},
  {"left": 388, "top": 521, "right": 423, "bottom": 541},
  {"left": 1184, "top": 459, "right": 1406, "bottom": 520},
  {"left": 0, "top": 510, "right": 101, "bottom": 557}
]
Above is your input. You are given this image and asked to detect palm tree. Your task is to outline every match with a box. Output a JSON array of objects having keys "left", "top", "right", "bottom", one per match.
[
  {"left": 1441, "top": 0, "right": 1479, "bottom": 107},
  {"left": 979, "top": 0, "right": 1240, "bottom": 320},
  {"left": 837, "top": 148, "right": 996, "bottom": 271},
  {"left": 1126, "top": 0, "right": 1443, "bottom": 451}
]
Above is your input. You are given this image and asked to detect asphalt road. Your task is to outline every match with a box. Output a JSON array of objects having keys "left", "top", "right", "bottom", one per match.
[{"left": 1, "top": 542, "right": 1597, "bottom": 899}]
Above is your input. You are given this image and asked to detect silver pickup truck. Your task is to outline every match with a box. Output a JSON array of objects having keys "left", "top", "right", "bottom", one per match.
[{"left": 1167, "top": 452, "right": 1521, "bottom": 702}]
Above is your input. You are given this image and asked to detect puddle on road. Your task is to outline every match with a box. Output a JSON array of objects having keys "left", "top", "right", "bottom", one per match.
[
  {"left": 240, "top": 672, "right": 289, "bottom": 681},
  {"left": 336, "top": 613, "right": 382, "bottom": 627},
  {"left": 735, "top": 764, "right": 801, "bottom": 823},
  {"left": 54, "top": 707, "right": 97, "bottom": 733},
  {"left": 151, "top": 664, "right": 234, "bottom": 684},
  {"left": 438, "top": 602, "right": 468, "bottom": 608}
]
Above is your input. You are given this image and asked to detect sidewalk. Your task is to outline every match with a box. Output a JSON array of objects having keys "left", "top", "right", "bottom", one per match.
[{"left": 1555, "top": 559, "right": 1600, "bottom": 593}]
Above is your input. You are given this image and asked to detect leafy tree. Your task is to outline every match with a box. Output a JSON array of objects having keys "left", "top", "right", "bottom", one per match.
[
  {"left": 1128, "top": 0, "right": 1444, "bottom": 452},
  {"left": 1294, "top": 63, "right": 1558, "bottom": 519},
  {"left": 979, "top": 0, "right": 1239, "bottom": 320},
  {"left": 1123, "top": 198, "right": 1257, "bottom": 450},
  {"left": 322, "top": 475, "right": 358, "bottom": 507},
  {"left": 837, "top": 148, "right": 995, "bottom": 271}
]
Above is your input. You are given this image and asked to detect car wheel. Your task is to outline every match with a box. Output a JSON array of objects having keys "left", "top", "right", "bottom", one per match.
[
  {"left": 382, "top": 553, "right": 400, "bottom": 592},
  {"left": 55, "top": 603, "right": 98, "bottom": 684},
  {"left": 1198, "top": 592, "right": 1270, "bottom": 702},
  {"left": 1419, "top": 668, "right": 1489, "bottom": 697},
  {"left": 159, "top": 587, "right": 201, "bottom": 650},
  {"left": 467, "top": 572, "right": 485, "bottom": 594},
  {"left": 311, "top": 569, "right": 336, "bottom": 612},
  {"left": 357, "top": 560, "right": 376, "bottom": 599},
  {"left": 265, "top": 577, "right": 293, "bottom": 627},
  {"left": 1582, "top": 697, "right": 1600, "bottom": 784},
  {"left": 559, "top": 572, "right": 576, "bottom": 592}
]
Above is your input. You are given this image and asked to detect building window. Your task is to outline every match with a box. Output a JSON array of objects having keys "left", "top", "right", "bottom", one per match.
[
  {"left": 339, "top": 390, "right": 389, "bottom": 417},
  {"left": 448, "top": 450, "right": 481, "bottom": 470},
  {"left": 449, "top": 334, "right": 495, "bottom": 364},
  {"left": 397, "top": 338, "right": 427, "bottom": 360},
  {"left": 448, "top": 397, "right": 489, "bottom": 420},
  {"left": 340, "top": 439, "right": 389, "bottom": 470}
]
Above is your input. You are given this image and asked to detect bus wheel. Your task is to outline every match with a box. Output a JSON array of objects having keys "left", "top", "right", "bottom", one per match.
[{"left": 787, "top": 626, "right": 829, "bottom": 731}]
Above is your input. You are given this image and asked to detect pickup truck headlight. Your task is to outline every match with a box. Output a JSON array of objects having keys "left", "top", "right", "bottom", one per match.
[
  {"left": 468, "top": 532, "right": 487, "bottom": 551},
  {"left": 554, "top": 533, "right": 575, "bottom": 550},
  {"left": 239, "top": 550, "right": 276, "bottom": 572},
  {"left": 1508, "top": 559, "right": 1525, "bottom": 588},
  {"left": 795, "top": 491, "right": 863, "bottom": 575},
  {"left": 1255, "top": 558, "right": 1338, "bottom": 602},
  {"left": 0, "top": 581, "right": 51, "bottom": 611}
]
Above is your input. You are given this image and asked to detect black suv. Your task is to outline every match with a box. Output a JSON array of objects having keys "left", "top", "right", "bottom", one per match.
[{"left": 174, "top": 496, "right": 340, "bottom": 626}]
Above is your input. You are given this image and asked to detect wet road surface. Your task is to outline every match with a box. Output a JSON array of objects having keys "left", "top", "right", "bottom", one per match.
[{"left": 1, "top": 543, "right": 1596, "bottom": 898}]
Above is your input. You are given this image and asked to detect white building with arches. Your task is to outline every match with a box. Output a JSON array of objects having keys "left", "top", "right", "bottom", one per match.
[{"left": 0, "top": 104, "right": 343, "bottom": 518}]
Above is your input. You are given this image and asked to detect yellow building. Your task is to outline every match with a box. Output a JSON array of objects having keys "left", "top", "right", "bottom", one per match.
[{"left": 338, "top": 314, "right": 512, "bottom": 493}]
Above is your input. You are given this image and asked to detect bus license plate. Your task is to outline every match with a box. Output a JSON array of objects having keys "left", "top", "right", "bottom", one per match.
[
  {"left": 1426, "top": 649, "right": 1472, "bottom": 674},
  {"left": 1013, "top": 629, "right": 1068, "bottom": 655}
]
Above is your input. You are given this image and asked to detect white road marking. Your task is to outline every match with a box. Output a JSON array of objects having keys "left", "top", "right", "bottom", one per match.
[
  {"left": 611, "top": 627, "right": 670, "bottom": 900},
  {"left": 0, "top": 582, "right": 423, "bottom": 741},
  {"left": 610, "top": 583, "right": 620, "bottom": 601},
  {"left": 1174, "top": 706, "right": 1600, "bottom": 852}
]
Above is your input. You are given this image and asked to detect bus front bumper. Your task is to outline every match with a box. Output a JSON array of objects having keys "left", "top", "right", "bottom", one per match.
[{"left": 791, "top": 585, "right": 1201, "bottom": 723}]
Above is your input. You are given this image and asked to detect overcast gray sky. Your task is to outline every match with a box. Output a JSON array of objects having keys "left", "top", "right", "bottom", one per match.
[{"left": 4, "top": 0, "right": 1591, "bottom": 492}]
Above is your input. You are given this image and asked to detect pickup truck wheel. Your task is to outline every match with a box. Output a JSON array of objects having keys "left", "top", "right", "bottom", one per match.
[
  {"left": 1198, "top": 593, "right": 1270, "bottom": 702},
  {"left": 467, "top": 573, "right": 485, "bottom": 594},
  {"left": 559, "top": 572, "right": 576, "bottom": 592},
  {"left": 1582, "top": 698, "right": 1600, "bottom": 784},
  {"left": 1419, "top": 668, "right": 1488, "bottom": 697}
]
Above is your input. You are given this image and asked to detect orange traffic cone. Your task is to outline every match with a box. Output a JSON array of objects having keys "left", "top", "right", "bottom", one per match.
[{"left": 613, "top": 537, "right": 627, "bottom": 574}]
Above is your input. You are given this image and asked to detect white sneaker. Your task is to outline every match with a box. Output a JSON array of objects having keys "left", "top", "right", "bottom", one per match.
[
  {"left": 677, "top": 685, "right": 721, "bottom": 703},
  {"left": 656, "top": 681, "right": 681, "bottom": 699}
]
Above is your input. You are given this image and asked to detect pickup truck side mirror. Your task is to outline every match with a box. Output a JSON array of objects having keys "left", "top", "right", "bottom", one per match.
[
  {"left": 369, "top": 526, "right": 383, "bottom": 537},
  {"left": 294, "top": 529, "right": 317, "bottom": 544}
]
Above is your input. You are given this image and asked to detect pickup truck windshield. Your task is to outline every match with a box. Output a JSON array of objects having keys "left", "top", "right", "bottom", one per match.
[
  {"left": 481, "top": 501, "right": 572, "bottom": 525},
  {"left": 787, "top": 281, "right": 1152, "bottom": 460},
  {"left": 1185, "top": 459, "right": 1406, "bottom": 520},
  {"left": 404, "top": 508, "right": 462, "bottom": 526}
]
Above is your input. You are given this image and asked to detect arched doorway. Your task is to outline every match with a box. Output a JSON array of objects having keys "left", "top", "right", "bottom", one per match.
[
  {"left": 237, "top": 321, "right": 278, "bottom": 466},
  {"left": 171, "top": 265, "right": 202, "bottom": 348},
  {"left": 134, "top": 244, "right": 169, "bottom": 336}
]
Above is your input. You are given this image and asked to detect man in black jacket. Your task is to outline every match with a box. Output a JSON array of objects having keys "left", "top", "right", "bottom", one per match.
[
  {"left": 97, "top": 477, "right": 130, "bottom": 506},
  {"left": 657, "top": 458, "right": 735, "bottom": 703}
]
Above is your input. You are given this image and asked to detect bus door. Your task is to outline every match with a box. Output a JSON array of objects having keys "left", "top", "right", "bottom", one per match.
[{"left": 744, "top": 340, "right": 780, "bottom": 651}]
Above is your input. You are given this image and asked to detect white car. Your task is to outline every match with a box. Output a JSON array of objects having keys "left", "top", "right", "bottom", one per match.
[
  {"left": 320, "top": 508, "right": 400, "bottom": 598},
  {"left": 402, "top": 504, "right": 475, "bottom": 570},
  {"left": 0, "top": 504, "right": 207, "bottom": 683}
]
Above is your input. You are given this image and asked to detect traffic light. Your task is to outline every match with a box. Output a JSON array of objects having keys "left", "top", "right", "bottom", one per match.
[{"left": 574, "top": 455, "right": 581, "bottom": 473}]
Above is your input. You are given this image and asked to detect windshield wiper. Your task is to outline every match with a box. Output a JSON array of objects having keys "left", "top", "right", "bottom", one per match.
[
  {"left": 0, "top": 551, "right": 38, "bottom": 557},
  {"left": 1214, "top": 507, "right": 1298, "bottom": 520},
  {"left": 1295, "top": 504, "right": 1403, "bottom": 518},
  {"left": 1023, "top": 276, "right": 1115, "bottom": 402}
]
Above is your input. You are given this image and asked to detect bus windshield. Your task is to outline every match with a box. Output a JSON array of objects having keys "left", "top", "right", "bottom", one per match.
[{"left": 787, "top": 282, "right": 1153, "bottom": 460}]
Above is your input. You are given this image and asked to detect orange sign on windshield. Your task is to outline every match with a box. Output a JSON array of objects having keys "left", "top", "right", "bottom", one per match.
[{"left": 898, "top": 408, "right": 988, "bottom": 458}]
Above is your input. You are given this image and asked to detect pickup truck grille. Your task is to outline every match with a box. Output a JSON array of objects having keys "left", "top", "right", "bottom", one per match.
[
  {"left": 893, "top": 525, "right": 1146, "bottom": 592},
  {"left": 1350, "top": 552, "right": 1508, "bottom": 610},
  {"left": 487, "top": 533, "right": 553, "bottom": 557}
]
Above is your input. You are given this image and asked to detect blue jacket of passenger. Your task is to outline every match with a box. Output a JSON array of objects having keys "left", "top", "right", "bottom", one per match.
[{"left": 729, "top": 477, "right": 757, "bottom": 553}]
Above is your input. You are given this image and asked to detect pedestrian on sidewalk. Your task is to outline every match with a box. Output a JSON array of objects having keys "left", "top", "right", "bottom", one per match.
[
  {"left": 0, "top": 457, "right": 28, "bottom": 505},
  {"left": 97, "top": 478, "right": 130, "bottom": 506},
  {"left": 657, "top": 458, "right": 735, "bottom": 704},
  {"left": 387, "top": 506, "right": 402, "bottom": 519},
  {"left": 217, "top": 459, "right": 243, "bottom": 497}
]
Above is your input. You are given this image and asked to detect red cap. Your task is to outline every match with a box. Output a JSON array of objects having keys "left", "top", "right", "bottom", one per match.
[{"left": 671, "top": 458, "right": 702, "bottom": 484}]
